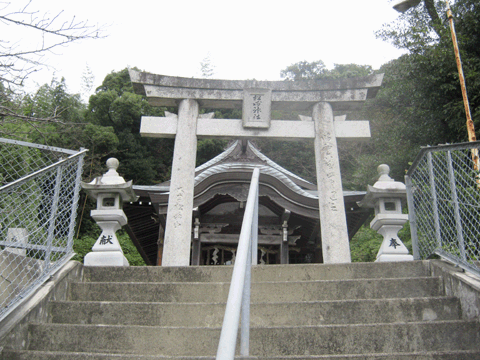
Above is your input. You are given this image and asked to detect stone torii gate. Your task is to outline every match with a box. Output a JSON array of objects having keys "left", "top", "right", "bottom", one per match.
[{"left": 129, "top": 70, "right": 384, "bottom": 266}]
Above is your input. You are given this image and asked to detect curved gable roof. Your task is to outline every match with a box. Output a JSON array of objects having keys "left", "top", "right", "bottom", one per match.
[{"left": 194, "top": 140, "right": 315, "bottom": 190}]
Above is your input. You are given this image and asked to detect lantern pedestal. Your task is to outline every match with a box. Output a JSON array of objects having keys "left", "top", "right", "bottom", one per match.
[
  {"left": 371, "top": 215, "right": 413, "bottom": 262},
  {"left": 81, "top": 158, "right": 138, "bottom": 267},
  {"left": 84, "top": 210, "right": 129, "bottom": 266},
  {"left": 84, "top": 251, "right": 129, "bottom": 266}
]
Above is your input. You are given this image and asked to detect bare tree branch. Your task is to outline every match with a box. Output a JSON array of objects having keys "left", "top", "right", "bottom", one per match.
[
  {"left": 0, "top": 0, "right": 106, "bottom": 88},
  {"left": 0, "top": 103, "right": 68, "bottom": 123},
  {"left": 0, "top": 0, "right": 106, "bottom": 132}
]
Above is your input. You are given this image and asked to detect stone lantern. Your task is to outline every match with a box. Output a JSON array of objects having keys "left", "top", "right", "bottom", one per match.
[
  {"left": 81, "top": 158, "right": 138, "bottom": 266},
  {"left": 358, "top": 164, "right": 413, "bottom": 262}
]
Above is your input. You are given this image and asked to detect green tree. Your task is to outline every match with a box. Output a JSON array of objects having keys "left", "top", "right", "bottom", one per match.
[
  {"left": 24, "top": 78, "right": 85, "bottom": 145},
  {"left": 350, "top": 225, "right": 383, "bottom": 262},
  {"left": 280, "top": 60, "right": 328, "bottom": 81},
  {"left": 0, "top": 1, "right": 104, "bottom": 129},
  {"left": 281, "top": 61, "right": 373, "bottom": 81},
  {"left": 87, "top": 68, "right": 173, "bottom": 184},
  {"left": 376, "top": 0, "right": 480, "bottom": 145},
  {"left": 18, "top": 78, "right": 119, "bottom": 168},
  {"left": 343, "top": 0, "right": 480, "bottom": 186}
]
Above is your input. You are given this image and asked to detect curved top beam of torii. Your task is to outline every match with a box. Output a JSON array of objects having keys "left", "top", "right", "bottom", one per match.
[
  {"left": 129, "top": 70, "right": 384, "bottom": 112},
  {"left": 129, "top": 70, "right": 384, "bottom": 142}
]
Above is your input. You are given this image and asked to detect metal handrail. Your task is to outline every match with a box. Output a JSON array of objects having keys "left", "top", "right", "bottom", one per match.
[
  {"left": 0, "top": 137, "right": 81, "bottom": 155},
  {"left": 216, "top": 167, "right": 259, "bottom": 360}
]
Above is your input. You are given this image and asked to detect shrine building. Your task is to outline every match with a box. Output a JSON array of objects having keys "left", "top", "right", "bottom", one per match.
[{"left": 123, "top": 140, "right": 371, "bottom": 266}]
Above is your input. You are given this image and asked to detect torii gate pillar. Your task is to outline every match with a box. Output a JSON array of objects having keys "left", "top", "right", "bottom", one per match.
[
  {"left": 162, "top": 99, "right": 199, "bottom": 266},
  {"left": 313, "top": 102, "right": 351, "bottom": 263}
]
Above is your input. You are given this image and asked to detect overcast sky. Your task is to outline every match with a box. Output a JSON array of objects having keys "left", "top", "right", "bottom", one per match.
[{"left": 15, "top": 0, "right": 405, "bottom": 97}]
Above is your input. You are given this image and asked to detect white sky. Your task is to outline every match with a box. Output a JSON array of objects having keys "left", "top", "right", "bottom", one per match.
[{"left": 12, "top": 0, "right": 406, "bottom": 97}]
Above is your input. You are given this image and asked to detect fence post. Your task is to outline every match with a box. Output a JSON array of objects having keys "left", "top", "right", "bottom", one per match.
[
  {"left": 45, "top": 164, "right": 64, "bottom": 269},
  {"left": 66, "top": 151, "right": 86, "bottom": 253},
  {"left": 405, "top": 175, "right": 420, "bottom": 260},
  {"left": 447, "top": 151, "right": 467, "bottom": 261},
  {"left": 427, "top": 152, "right": 442, "bottom": 250}
]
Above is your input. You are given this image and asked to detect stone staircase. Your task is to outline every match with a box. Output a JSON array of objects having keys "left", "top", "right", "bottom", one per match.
[{"left": 3, "top": 261, "right": 480, "bottom": 359}]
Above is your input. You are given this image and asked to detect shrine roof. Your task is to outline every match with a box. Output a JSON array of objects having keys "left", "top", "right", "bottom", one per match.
[
  {"left": 195, "top": 140, "right": 314, "bottom": 188},
  {"left": 132, "top": 140, "right": 366, "bottom": 202}
]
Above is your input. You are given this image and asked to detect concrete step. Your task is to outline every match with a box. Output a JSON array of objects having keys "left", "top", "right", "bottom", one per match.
[
  {"left": 69, "top": 276, "right": 444, "bottom": 303},
  {"left": 83, "top": 261, "right": 431, "bottom": 283},
  {"left": 48, "top": 297, "right": 461, "bottom": 327},
  {"left": 4, "top": 349, "right": 480, "bottom": 359},
  {"left": 24, "top": 321, "right": 480, "bottom": 356}
]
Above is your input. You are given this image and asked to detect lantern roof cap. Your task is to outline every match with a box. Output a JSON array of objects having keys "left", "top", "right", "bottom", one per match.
[
  {"left": 81, "top": 158, "right": 138, "bottom": 202},
  {"left": 358, "top": 164, "right": 406, "bottom": 208}
]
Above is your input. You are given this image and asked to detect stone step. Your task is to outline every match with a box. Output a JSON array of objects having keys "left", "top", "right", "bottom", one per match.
[
  {"left": 83, "top": 261, "right": 431, "bottom": 283},
  {"left": 69, "top": 277, "right": 444, "bottom": 303},
  {"left": 4, "top": 349, "right": 480, "bottom": 359},
  {"left": 24, "top": 321, "right": 480, "bottom": 357},
  {"left": 48, "top": 297, "right": 461, "bottom": 327}
]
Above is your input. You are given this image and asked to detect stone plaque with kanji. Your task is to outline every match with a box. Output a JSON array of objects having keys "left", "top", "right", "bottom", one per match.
[{"left": 242, "top": 88, "right": 272, "bottom": 129}]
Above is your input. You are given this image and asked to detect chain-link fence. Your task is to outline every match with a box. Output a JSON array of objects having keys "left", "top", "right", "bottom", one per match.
[
  {"left": 0, "top": 138, "right": 86, "bottom": 319},
  {"left": 406, "top": 141, "right": 480, "bottom": 277}
]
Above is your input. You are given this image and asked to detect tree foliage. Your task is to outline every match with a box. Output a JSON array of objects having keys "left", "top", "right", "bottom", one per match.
[
  {"left": 86, "top": 68, "right": 174, "bottom": 184},
  {"left": 0, "top": 1, "right": 105, "bottom": 130},
  {"left": 280, "top": 60, "right": 328, "bottom": 81},
  {"left": 376, "top": 0, "right": 480, "bottom": 145},
  {"left": 0, "top": 78, "right": 88, "bottom": 139},
  {"left": 281, "top": 61, "right": 373, "bottom": 81},
  {"left": 339, "top": 0, "right": 478, "bottom": 188}
]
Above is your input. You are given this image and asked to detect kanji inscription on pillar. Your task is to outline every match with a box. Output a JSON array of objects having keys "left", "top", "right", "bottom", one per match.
[{"left": 242, "top": 88, "right": 271, "bottom": 129}]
